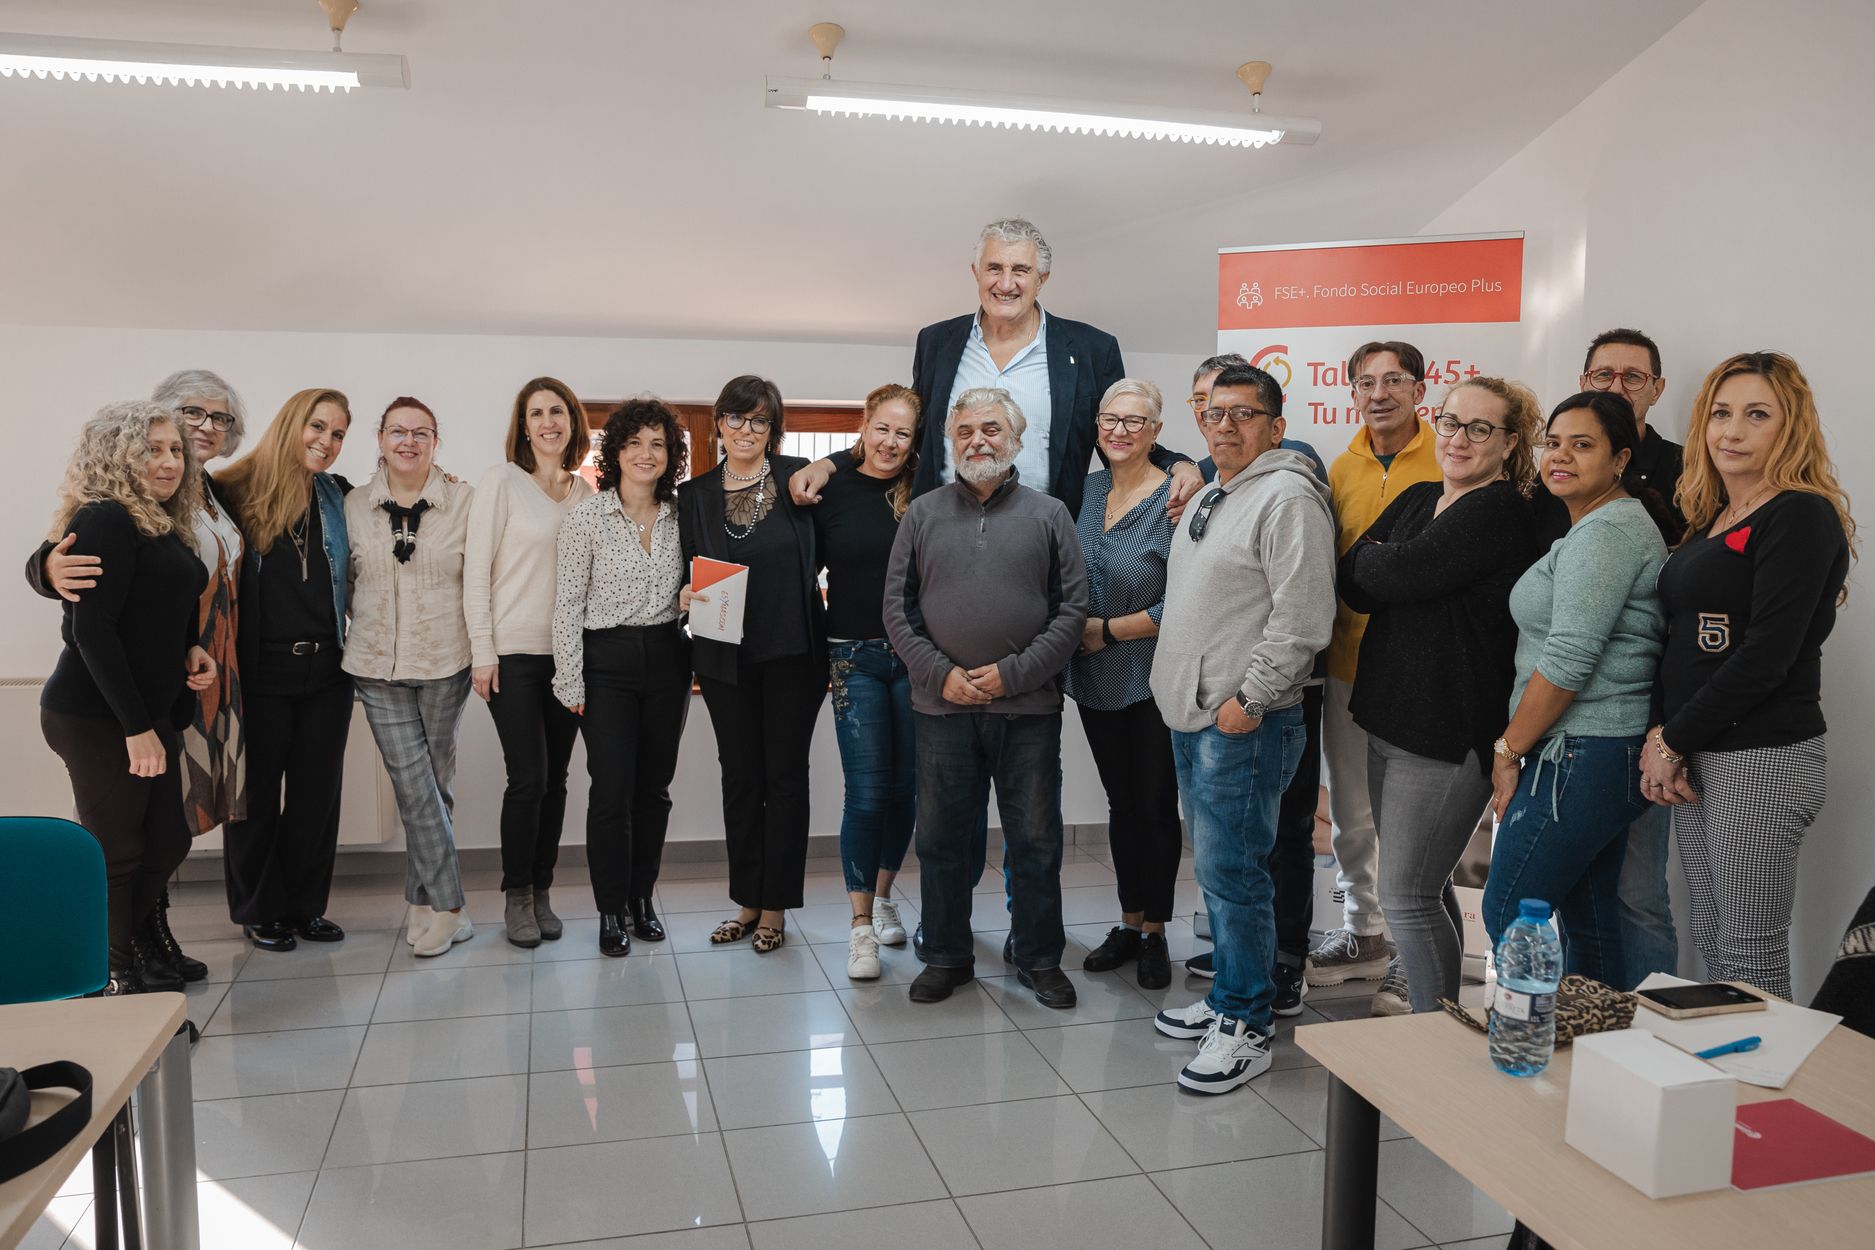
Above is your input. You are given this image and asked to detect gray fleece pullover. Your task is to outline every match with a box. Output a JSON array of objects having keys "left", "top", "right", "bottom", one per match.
[
  {"left": 1151, "top": 448, "right": 1337, "bottom": 733},
  {"left": 883, "top": 470, "right": 1088, "bottom": 716}
]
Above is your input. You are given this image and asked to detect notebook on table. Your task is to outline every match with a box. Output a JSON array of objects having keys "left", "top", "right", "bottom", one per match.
[{"left": 1731, "top": 1098, "right": 1875, "bottom": 1191}]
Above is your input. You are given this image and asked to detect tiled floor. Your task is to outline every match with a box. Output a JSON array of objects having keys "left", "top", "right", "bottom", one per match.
[{"left": 27, "top": 849, "right": 1514, "bottom": 1250}]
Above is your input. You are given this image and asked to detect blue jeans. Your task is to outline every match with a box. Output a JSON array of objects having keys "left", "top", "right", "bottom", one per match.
[
  {"left": 1175, "top": 705, "right": 1305, "bottom": 1030},
  {"left": 1616, "top": 802, "right": 1678, "bottom": 989},
  {"left": 1485, "top": 734, "right": 1650, "bottom": 984},
  {"left": 914, "top": 710, "right": 1064, "bottom": 971},
  {"left": 829, "top": 641, "right": 917, "bottom": 894}
]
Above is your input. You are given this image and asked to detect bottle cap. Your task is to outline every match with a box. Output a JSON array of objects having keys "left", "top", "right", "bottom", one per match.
[{"left": 1517, "top": 898, "right": 1553, "bottom": 921}]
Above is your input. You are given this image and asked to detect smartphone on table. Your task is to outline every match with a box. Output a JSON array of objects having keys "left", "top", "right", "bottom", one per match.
[{"left": 1634, "top": 981, "right": 1767, "bottom": 1020}]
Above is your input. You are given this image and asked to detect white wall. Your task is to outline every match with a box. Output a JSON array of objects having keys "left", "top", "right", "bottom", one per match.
[
  {"left": 1422, "top": 0, "right": 1875, "bottom": 1000},
  {"left": 0, "top": 323, "right": 1211, "bottom": 848}
]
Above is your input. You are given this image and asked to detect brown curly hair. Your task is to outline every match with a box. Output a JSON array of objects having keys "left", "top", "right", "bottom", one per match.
[{"left": 597, "top": 397, "right": 687, "bottom": 501}]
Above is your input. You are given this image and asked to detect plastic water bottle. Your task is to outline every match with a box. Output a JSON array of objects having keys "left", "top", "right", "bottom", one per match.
[{"left": 1489, "top": 898, "right": 1563, "bottom": 1077}]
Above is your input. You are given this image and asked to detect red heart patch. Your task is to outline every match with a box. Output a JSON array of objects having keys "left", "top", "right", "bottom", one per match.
[{"left": 1725, "top": 526, "right": 1751, "bottom": 554}]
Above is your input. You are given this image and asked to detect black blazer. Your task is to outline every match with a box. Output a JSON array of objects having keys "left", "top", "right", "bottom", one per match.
[{"left": 678, "top": 454, "right": 828, "bottom": 685}]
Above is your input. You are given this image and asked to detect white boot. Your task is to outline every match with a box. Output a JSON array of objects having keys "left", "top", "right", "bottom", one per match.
[
  {"left": 414, "top": 909, "right": 475, "bottom": 958},
  {"left": 405, "top": 904, "right": 433, "bottom": 947}
]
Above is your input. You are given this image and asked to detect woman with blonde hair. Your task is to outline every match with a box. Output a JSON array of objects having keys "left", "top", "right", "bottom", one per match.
[
  {"left": 1640, "top": 351, "right": 1854, "bottom": 999},
  {"left": 813, "top": 383, "right": 921, "bottom": 978},
  {"left": 1340, "top": 376, "right": 1543, "bottom": 1011},
  {"left": 214, "top": 387, "right": 356, "bottom": 952},
  {"left": 40, "top": 401, "right": 215, "bottom": 992}
]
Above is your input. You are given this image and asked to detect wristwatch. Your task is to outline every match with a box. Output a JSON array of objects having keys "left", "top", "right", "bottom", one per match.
[
  {"left": 1492, "top": 736, "right": 1524, "bottom": 766},
  {"left": 1235, "top": 692, "right": 1268, "bottom": 719}
]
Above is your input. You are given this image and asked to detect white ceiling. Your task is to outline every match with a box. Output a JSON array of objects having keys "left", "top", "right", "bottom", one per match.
[{"left": 0, "top": 0, "right": 1700, "bottom": 352}]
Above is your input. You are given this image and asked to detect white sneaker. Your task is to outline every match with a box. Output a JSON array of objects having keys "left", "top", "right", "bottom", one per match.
[
  {"left": 405, "top": 904, "right": 433, "bottom": 946},
  {"left": 1178, "top": 1016, "right": 1272, "bottom": 1094},
  {"left": 414, "top": 910, "right": 475, "bottom": 958},
  {"left": 872, "top": 897, "right": 907, "bottom": 947},
  {"left": 1153, "top": 997, "right": 1220, "bottom": 1040},
  {"left": 847, "top": 924, "right": 882, "bottom": 979},
  {"left": 1371, "top": 959, "right": 1412, "bottom": 1017}
]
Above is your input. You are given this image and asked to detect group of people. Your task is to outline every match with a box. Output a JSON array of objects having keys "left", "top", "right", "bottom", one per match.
[{"left": 32, "top": 217, "right": 1855, "bottom": 1100}]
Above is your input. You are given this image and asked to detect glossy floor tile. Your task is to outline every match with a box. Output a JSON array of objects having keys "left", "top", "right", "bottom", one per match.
[
  {"left": 702, "top": 1045, "right": 898, "bottom": 1130},
  {"left": 191, "top": 1089, "right": 345, "bottom": 1180},
  {"left": 523, "top": 1136, "right": 743, "bottom": 1243},
  {"left": 322, "top": 1073, "right": 529, "bottom": 1166},
  {"left": 722, "top": 1113, "right": 947, "bottom": 1220},
  {"left": 1149, "top": 1151, "right": 1431, "bottom": 1250},
  {"left": 348, "top": 1012, "right": 532, "bottom": 1086},
  {"left": 957, "top": 1173, "right": 1198, "bottom": 1249},
  {"left": 187, "top": 1025, "right": 367, "bottom": 1101},
  {"left": 296, "top": 1151, "right": 526, "bottom": 1250},
  {"left": 745, "top": 1200, "right": 974, "bottom": 1250},
  {"left": 526, "top": 1059, "right": 716, "bottom": 1147},
  {"left": 908, "top": 1094, "right": 1138, "bottom": 1196},
  {"left": 867, "top": 1031, "right": 1070, "bottom": 1112}
]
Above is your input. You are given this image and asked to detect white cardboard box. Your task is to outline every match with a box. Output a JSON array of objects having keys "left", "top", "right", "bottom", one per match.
[{"left": 1564, "top": 1028, "right": 1736, "bottom": 1198}]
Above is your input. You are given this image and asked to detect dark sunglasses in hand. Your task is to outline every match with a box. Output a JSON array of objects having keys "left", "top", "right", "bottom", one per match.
[{"left": 1188, "top": 486, "right": 1228, "bottom": 540}]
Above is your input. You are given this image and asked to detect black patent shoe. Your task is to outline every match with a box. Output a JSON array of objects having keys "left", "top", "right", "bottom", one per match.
[
  {"left": 130, "top": 934, "right": 186, "bottom": 992},
  {"left": 1081, "top": 926, "right": 1144, "bottom": 973},
  {"left": 295, "top": 916, "right": 345, "bottom": 942},
  {"left": 599, "top": 912, "right": 631, "bottom": 958},
  {"left": 146, "top": 891, "right": 208, "bottom": 981},
  {"left": 628, "top": 897, "right": 665, "bottom": 942},
  {"left": 1136, "top": 932, "right": 1172, "bottom": 990},
  {"left": 244, "top": 921, "right": 299, "bottom": 952}
]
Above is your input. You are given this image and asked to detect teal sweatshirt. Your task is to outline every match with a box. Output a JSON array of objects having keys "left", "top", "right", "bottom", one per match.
[{"left": 1507, "top": 497, "right": 1666, "bottom": 738}]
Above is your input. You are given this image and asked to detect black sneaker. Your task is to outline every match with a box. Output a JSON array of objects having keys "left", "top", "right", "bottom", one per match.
[
  {"left": 1136, "top": 932, "right": 1171, "bottom": 990},
  {"left": 1272, "top": 959, "right": 1308, "bottom": 1017},
  {"left": 1081, "top": 926, "right": 1143, "bottom": 972},
  {"left": 1186, "top": 950, "right": 1215, "bottom": 980}
]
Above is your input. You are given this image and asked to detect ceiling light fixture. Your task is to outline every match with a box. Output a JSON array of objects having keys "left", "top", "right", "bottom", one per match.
[
  {"left": 0, "top": 0, "right": 408, "bottom": 93},
  {"left": 765, "top": 25, "right": 1318, "bottom": 149}
]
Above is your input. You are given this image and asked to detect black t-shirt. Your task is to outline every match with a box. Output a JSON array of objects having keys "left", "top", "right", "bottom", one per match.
[
  {"left": 728, "top": 493, "right": 810, "bottom": 665},
  {"left": 257, "top": 502, "right": 336, "bottom": 645},
  {"left": 41, "top": 502, "right": 206, "bottom": 735},
  {"left": 1656, "top": 490, "right": 1849, "bottom": 754},
  {"left": 814, "top": 469, "right": 900, "bottom": 640}
]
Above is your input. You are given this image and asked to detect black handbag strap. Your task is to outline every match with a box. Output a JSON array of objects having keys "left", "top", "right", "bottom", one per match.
[{"left": 0, "top": 1061, "right": 94, "bottom": 1183}]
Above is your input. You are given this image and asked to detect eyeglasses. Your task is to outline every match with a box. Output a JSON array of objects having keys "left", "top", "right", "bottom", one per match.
[
  {"left": 1096, "top": 412, "right": 1154, "bottom": 434},
  {"left": 1186, "top": 393, "right": 1210, "bottom": 413},
  {"left": 1352, "top": 373, "right": 1418, "bottom": 395},
  {"left": 1434, "top": 416, "right": 1511, "bottom": 444},
  {"left": 1188, "top": 486, "right": 1227, "bottom": 541},
  {"left": 1200, "top": 406, "right": 1273, "bottom": 427},
  {"left": 177, "top": 405, "right": 234, "bottom": 432},
  {"left": 1585, "top": 368, "right": 1656, "bottom": 393},
  {"left": 384, "top": 427, "right": 436, "bottom": 445},
  {"left": 721, "top": 412, "right": 773, "bottom": 433}
]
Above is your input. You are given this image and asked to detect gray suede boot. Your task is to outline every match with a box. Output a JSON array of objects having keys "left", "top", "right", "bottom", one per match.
[
  {"left": 533, "top": 887, "right": 565, "bottom": 941},
  {"left": 505, "top": 887, "right": 541, "bottom": 948}
]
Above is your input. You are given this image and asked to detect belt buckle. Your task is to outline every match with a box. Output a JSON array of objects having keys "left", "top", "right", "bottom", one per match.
[{"left": 291, "top": 641, "right": 319, "bottom": 656}]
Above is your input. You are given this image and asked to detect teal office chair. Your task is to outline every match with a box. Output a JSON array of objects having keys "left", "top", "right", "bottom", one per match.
[{"left": 0, "top": 815, "right": 108, "bottom": 1004}]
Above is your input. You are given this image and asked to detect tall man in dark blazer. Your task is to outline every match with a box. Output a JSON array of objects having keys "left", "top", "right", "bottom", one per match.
[{"left": 789, "top": 217, "right": 1203, "bottom": 519}]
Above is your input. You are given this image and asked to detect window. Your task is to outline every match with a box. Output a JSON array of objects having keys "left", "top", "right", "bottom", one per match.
[{"left": 580, "top": 400, "right": 863, "bottom": 479}]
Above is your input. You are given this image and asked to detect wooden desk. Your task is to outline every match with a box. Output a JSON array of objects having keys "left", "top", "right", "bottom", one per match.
[
  {"left": 1295, "top": 1012, "right": 1875, "bottom": 1250},
  {"left": 0, "top": 993, "right": 187, "bottom": 1250}
]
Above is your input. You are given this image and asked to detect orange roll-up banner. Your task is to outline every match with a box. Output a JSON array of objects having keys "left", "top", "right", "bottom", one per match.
[{"left": 1216, "top": 232, "right": 1525, "bottom": 464}]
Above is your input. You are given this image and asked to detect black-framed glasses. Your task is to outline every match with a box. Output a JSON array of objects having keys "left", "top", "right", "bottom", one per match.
[
  {"left": 1352, "top": 372, "right": 1418, "bottom": 395},
  {"left": 1433, "top": 415, "right": 1511, "bottom": 444},
  {"left": 177, "top": 405, "right": 234, "bottom": 432},
  {"left": 721, "top": 412, "right": 773, "bottom": 433},
  {"left": 1200, "top": 406, "right": 1273, "bottom": 427},
  {"left": 1096, "top": 412, "right": 1154, "bottom": 434},
  {"left": 1585, "top": 367, "right": 1656, "bottom": 393},
  {"left": 1188, "top": 486, "right": 1227, "bottom": 541}
]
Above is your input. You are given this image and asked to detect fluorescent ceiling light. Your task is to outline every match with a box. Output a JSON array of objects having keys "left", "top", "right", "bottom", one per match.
[
  {"left": 0, "top": 32, "right": 408, "bottom": 92},
  {"left": 766, "top": 76, "right": 1320, "bottom": 148}
]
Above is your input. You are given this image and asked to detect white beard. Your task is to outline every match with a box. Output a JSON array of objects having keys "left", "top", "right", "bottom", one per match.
[{"left": 956, "top": 442, "right": 1017, "bottom": 485}]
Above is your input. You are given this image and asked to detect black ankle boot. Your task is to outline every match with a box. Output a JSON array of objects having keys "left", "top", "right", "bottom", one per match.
[
  {"left": 131, "top": 933, "right": 186, "bottom": 992},
  {"left": 147, "top": 890, "right": 208, "bottom": 982},
  {"left": 628, "top": 897, "right": 665, "bottom": 942},
  {"left": 598, "top": 912, "right": 631, "bottom": 957}
]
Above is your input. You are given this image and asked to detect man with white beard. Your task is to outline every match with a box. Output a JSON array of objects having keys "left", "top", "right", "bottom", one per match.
[{"left": 883, "top": 387, "right": 1089, "bottom": 1008}]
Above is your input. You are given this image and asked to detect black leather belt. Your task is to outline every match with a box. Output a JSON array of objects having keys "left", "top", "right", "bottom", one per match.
[{"left": 264, "top": 640, "right": 324, "bottom": 655}]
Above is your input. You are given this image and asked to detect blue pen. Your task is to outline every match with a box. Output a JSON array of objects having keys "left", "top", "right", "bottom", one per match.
[{"left": 1695, "top": 1036, "right": 1762, "bottom": 1060}]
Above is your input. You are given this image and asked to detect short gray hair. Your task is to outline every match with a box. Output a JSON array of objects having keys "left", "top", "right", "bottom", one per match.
[
  {"left": 948, "top": 387, "right": 1026, "bottom": 440},
  {"left": 1191, "top": 353, "right": 1248, "bottom": 387},
  {"left": 975, "top": 218, "right": 1052, "bottom": 274},
  {"left": 1099, "top": 378, "right": 1163, "bottom": 423},
  {"left": 151, "top": 368, "right": 249, "bottom": 458}
]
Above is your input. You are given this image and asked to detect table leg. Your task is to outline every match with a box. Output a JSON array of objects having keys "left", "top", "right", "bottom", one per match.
[
  {"left": 133, "top": 1023, "right": 200, "bottom": 1250},
  {"left": 114, "top": 1109, "right": 143, "bottom": 1250},
  {"left": 1322, "top": 1073, "right": 1380, "bottom": 1250},
  {"left": 91, "top": 1127, "right": 117, "bottom": 1249}
]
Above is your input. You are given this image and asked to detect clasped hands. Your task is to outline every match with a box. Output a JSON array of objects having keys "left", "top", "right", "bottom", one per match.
[
  {"left": 1639, "top": 726, "right": 1699, "bottom": 806},
  {"left": 942, "top": 663, "right": 1006, "bottom": 706}
]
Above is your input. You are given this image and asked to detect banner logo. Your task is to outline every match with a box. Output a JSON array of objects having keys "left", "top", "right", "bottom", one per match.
[
  {"left": 1237, "top": 281, "right": 1263, "bottom": 311},
  {"left": 1249, "top": 344, "right": 1292, "bottom": 395}
]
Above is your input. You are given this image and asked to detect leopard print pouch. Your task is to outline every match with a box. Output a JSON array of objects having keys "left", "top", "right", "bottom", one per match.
[{"left": 1438, "top": 974, "right": 1636, "bottom": 1045}]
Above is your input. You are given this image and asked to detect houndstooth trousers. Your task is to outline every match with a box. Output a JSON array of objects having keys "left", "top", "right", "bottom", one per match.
[{"left": 1671, "top": 736, "right": 1826, "bottom": 1001}]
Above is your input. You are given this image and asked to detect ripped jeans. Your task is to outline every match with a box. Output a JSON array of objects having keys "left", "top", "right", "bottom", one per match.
[
  {"left": 829, "top": 640, "right": 916, "bottom": 894},
  {"left": 1484, "top": 733, "right": 1649, "bottom": 984}
]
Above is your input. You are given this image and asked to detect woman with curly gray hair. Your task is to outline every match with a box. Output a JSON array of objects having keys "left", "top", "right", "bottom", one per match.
[{"left": 40, "top": 400, "right": 217, "bottom": 993}]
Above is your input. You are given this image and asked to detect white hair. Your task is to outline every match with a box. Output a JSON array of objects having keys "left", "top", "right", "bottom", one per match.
[
  {"left": 151, "top": 368, "right": 249, "bottom": 458},
  {"left": 947, "top": 387, "right": 1026, "bottom": 441},
  {"left": 975, "top": 218, "right": 1052, "bottom": 274},
  {"left": 1099, "top": 378, "right": 1163, "bottom": 423}
]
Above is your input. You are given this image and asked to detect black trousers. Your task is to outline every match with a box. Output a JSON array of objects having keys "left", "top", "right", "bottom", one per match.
[
  {"left": 1077, "top": 698, "right": 1182, "bottom": 923},
  {"left": 41, "top": 709, "right": 191, "bottom": 958},
  {"left": 1271, "top": 682, "right": 1324, "bottom": 959},
  {"left": 222, "top": 647, "right": 352, "bottom": 926},
  {"left": 488, "top": 652, "right": 582, "bottom": 892},
  {"left": 580, "top": 624, "right": 691, "bottom": 912},
  {"left": 698, "top": 651, "right": 825, "bottom": 912}
]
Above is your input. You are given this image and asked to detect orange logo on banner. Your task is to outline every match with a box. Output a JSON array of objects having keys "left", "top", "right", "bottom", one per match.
[{"left": 1219, "top": 237, "right": 1523, "bottom": 330}]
